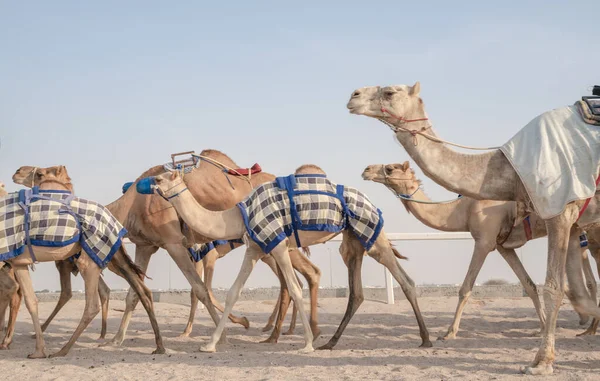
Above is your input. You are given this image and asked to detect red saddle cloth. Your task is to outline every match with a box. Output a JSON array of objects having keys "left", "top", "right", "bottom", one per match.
[{"left": 228, "top": 163, "right": 262, "bottom": 176}]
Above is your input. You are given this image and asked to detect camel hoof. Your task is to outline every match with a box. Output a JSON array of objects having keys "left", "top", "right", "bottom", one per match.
[
  {"left": 261, "top": 324, "right": 274, "bottom": 333},
  {"left": 282, "top": 330, "right": 294, "bottom": 336},
  {"left": 420, "top": 340, "right": 433, "bottom": 348},
  {"left": 240, "top": 317, "right": 250, "bottom": 330},
  {"left": 28, "top": 351, "right": 48, "bottom": 359},
  {"left": 437, "top": 332, "right": 456, "bottom": 341},
  {"left": 177, "top": 332, "right": 192, "bottom": 338},
  {"left": 0, "top": 344, "right": 9, "bottom": 350},
  {"left": 576, "top": 329, "right": 595, "bottom": 337},
  {"left": 316, "top": 343, "right": 334, "bottom": 351},
  {"left": 199, "top": 345, "right": 216, "bottom": 353},
  {"left": 311, "top": 328, "right": 322, "bottom": 341},
  {"left": 520, "top": 364, "right": 553, "bottom": 376},
  {"left": 100, "top": 338, "right": 122, "bottom": 347},
  {"left": 298, "top": 345, "right": 314, "bottom": 353},
  {"left": 260, "top": 337, "right": 277, "bottom": 344},
  {"left": 48, "top": 351, "right": 68, "bottom": 359},
  {"left": 152, "top": 347, "right": 166, "bottom": 355},
  {"left": 579, "top": 316, "right": 590, "bottom": 326}
]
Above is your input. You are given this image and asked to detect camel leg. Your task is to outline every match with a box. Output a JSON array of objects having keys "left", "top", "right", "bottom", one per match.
[
  {"left": 39, "top": 260, "right": 73, "bottom": 334},
  {"left": 164, "top": 244, "right": 223, "bottom": 333},
  {"left": 108, "top": 248, "right": 165, "bottom": 354},
  {"left": 370, "top": 233, "right": 431, "bottom": 348},
  {"left": 49, "top": 255, "right": 101, "bottom": 358},
  {"left": 261, "top": 292, "right": 280, "bottom": 332},
  {"left": 288, "top": 249, "right": 321, "bottom": 338},
  {"left": 0, "top": 268, "right": 20, "bottom": 350},
  {"left": 270, "top": 244, "right": 313, "bottom": 352},
  {"left": 109, "top": 244, "right": 157, "bottom": 346},
  {"left": 521, "top": 209, "right": 576, "bottom": 376},
  {"left": 317, "top": 233, "right": 364, "bottom": 350},
  {"left": 97, "top": 276, "right": 110, "bottom": 340},
  {"left": 579, "top": 242, "right": 600, "bottom": 336},
  {"left": 203, "top": 249, "right": 250, "bottom": 329},
  {"left": 497, "top": 246, "right": 545, "bottom": 333},
  {"left": 579, "top": 249, "right": 596, "bottom": 325},
  {"left": 439, "top": 241, "right": 494, "bottom": 340},
  {"left": 1, "top": 288, "right": 21, "bottom": 350},
  {"left": 13, "top": 265, "right": 46, "bottom": 358},
  {"left": 200, "top": 245, "right": 262, "bottom": 353},
  {"left": 283, "top": 295, "right": 299, "bottom": 335},
  {"left": 260, "top": 255, "right": 292, "bottom": 344},
  {"left": 179, "top": 259, "right": 203, "bottom": 338}
]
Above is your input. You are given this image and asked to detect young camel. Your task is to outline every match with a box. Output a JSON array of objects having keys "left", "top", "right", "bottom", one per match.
[
  {"left": 144, "top": 167, "right": 431, "bottom": 353},
  {"left": 363, "top": 162, "right": 600, "bottom": 339},
  {"left": 12, "top": 165, "right": 111, "bottom": 340},
  {"left": 107, "top": 150, "right": 321, "bottom": 346},
  {"left": 348, "top": 82, "right": 600, "bottom": 374},
  {"left": 0, "top": 168, "right": 165, "bottom": 358},
  {"left": 182, "top": 240, "right": 308, "bottom": 338}
]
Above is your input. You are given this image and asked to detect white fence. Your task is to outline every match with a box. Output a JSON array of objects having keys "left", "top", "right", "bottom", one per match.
[{"left": 124, "top": 232, "right": 475, "bottom": 304}]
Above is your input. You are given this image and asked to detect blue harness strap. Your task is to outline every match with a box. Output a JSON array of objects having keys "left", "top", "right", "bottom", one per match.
[
  {"left": 276, "top": 175, "right": 302, "bottom": 248},
  {"left": 580, "top": 233, "right": 589, "bottom": 248},
  {"left": 17, "top": 187, "right": 77, "bottom": 264}
]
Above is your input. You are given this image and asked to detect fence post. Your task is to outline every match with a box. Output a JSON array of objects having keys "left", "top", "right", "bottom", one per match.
[{"left": 385, "top": 268, "right": 394, "bottom": 304}]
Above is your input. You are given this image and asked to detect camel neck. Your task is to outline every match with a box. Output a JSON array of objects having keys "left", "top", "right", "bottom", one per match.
[
  {"left": 388, "top": 183, "right": 468, "bottom": 232},
  {"left": 166, "top": 183, "right": 246, "bottom": 240},
  {"left": 388, "top": 114, "right": 517, "bottom": 201}
]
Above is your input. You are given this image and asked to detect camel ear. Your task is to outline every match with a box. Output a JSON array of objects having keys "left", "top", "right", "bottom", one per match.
[
  {"left": 170, "top": 171, "right": 178, "bottom": 180},
  {"left": 410, "top": 82, "right": 421, "bottom": 96},
  {"left": 401, "top": 161, "right": 410, "bottom": 171}
]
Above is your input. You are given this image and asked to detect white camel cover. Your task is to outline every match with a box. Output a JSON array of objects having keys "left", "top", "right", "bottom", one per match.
[
  {"left": 0, "top": 188, "right": 127, "bottom": 268},
  {"left": 500, "top": 105, "right": 600, "bottom": 219}
]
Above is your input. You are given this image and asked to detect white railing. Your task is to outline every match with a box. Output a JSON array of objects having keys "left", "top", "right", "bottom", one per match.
[{"left": 123, "top": 232, "right": 474, "bottom": 304}]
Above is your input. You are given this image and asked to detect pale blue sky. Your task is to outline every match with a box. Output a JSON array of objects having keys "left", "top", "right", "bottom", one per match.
[{"left": 1, "top": 1, "right": 599, "bottom": 291}]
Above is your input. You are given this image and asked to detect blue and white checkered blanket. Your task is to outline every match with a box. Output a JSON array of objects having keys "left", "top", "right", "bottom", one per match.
[
  {"left": 0, "top": 187, "right": 127, "bottom": 268},
  {"left": 237, "top": 174, "right": 383, "bottom": 254}
]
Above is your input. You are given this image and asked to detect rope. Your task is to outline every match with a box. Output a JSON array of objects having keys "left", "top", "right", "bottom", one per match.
[
  {"left": 192, "top": 154, "right": 253, "bottom": 185},
  {"left": 378, "top": 117, "right": 501, "bottom": 151},
  {"left": 379, "top": 169, "right": 463, "bottom": 205}
]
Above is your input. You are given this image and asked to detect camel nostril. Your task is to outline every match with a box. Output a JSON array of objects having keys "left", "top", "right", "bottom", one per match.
[{"left": 352, "top": 90, "right": 361, "bottom": 97}]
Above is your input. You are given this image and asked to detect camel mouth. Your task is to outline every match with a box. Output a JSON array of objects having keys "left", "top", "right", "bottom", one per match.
[{"left": 361, "top": 171, "right": 376, "bottom": 181}]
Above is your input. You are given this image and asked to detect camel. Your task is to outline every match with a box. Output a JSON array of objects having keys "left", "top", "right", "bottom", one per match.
[
  {"left": 363, "top": 161, "right": 600, "bottom": 339},
  {"left": 182, "top": 239, "right": 311, "bottom": 338},
  {"left": 11, "top": 166, "right": 111, "bottom": 340},
  {"left": 0, "top": 167, "right": 164, "bottom": 358},
  {"left": 348, "top": 82, "right": 600, "bottom": 375},
  {"left": 106, "top": 150, "right": 321, "bottom": 346},
  {"left": 144, "top": 165, "right": 431, "bottom": 353}
]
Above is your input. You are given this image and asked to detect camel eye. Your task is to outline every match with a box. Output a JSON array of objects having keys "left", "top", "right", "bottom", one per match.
[{"left": 385, "top": 167, "right": 393, "bottom": 174}]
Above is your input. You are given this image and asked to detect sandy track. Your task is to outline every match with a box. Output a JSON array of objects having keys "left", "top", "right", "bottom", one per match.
[{"left": 1, "top": 297, "right": 599, "bottom": 380}]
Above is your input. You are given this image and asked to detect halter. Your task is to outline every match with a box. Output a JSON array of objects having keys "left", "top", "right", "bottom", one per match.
[
  {"left": 378, "top": 166, "right": 463, "bottom": 204},
  {"left": 27, "top": 167, "right": 39, "bottom": 188},
  {"left": 155, "top": 179, "right": 189, "bottom": 202}
]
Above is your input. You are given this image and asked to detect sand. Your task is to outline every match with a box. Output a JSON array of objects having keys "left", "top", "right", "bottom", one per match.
[{"left": 1, "top": 296, "right": 599, "bottom": 380}]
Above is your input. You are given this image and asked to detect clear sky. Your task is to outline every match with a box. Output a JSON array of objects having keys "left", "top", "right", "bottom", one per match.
[{"left": 1, "top": 1, "right": 599, "bottom": 292}]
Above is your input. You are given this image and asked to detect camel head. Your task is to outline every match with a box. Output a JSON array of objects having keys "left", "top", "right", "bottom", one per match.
[
  {"left": 137, "top": 171, "right": 186, "bottom": 199},
  {"left": 34, "top": 166, "right": 74, "bottom": 191},
  {"left": 13, "top": 165, "right": 72, "bottom": 190},
  {"left": 362, "top": 161, "right": 420, "bottom": 195},
  {"left": 347, "top": 82, "right": 423, "bottom": 120}
]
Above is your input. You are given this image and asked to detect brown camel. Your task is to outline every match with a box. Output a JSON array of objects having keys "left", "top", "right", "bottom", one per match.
[
  {"left": 363, "top": 161, "right": 600, "bottom": 339},
  {"left": 12, "top": 166, "right": 111, "bottom": 340},
  {"left": 348, "top": 82, "right": 600, "bottom": 375},
  {"left": 0, "top": 167, "right": 164, "bottom": 358},
  {"left": 147, "top": 165, "right": 431, "bottom": 353},
  {"left": 106, "top": 150, "right": 321, "bottom": 346}
]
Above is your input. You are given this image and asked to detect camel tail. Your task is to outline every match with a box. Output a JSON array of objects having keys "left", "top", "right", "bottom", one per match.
[
  {"left": 115, "top": 248, "right": 152, "bottom": 281},
  {"left": 392, "top": 246, "right": 408, "bottom": 261},
  {"left": 301, "top": 247, "right": 311, "bottom": 257}
]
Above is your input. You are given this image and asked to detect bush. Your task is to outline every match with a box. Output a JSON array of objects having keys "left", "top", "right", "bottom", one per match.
[{"left": 483, "top": 278, "right": 509, "bottom": 286}]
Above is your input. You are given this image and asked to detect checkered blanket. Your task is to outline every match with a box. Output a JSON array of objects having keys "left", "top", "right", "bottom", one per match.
[
  {"left": 0, "top": 187, "right": 127, "bottom": 268},
  {"left": 188, "top": 239, "right": 244, "bottom": 262},
  {"left": 237, "top": 174, "right": 383, "bottom": 254}
]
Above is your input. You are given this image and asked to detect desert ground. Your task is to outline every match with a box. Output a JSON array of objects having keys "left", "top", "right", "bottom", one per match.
[{"left": 1, "top": 296, "right": 599, "bottom": 380}]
